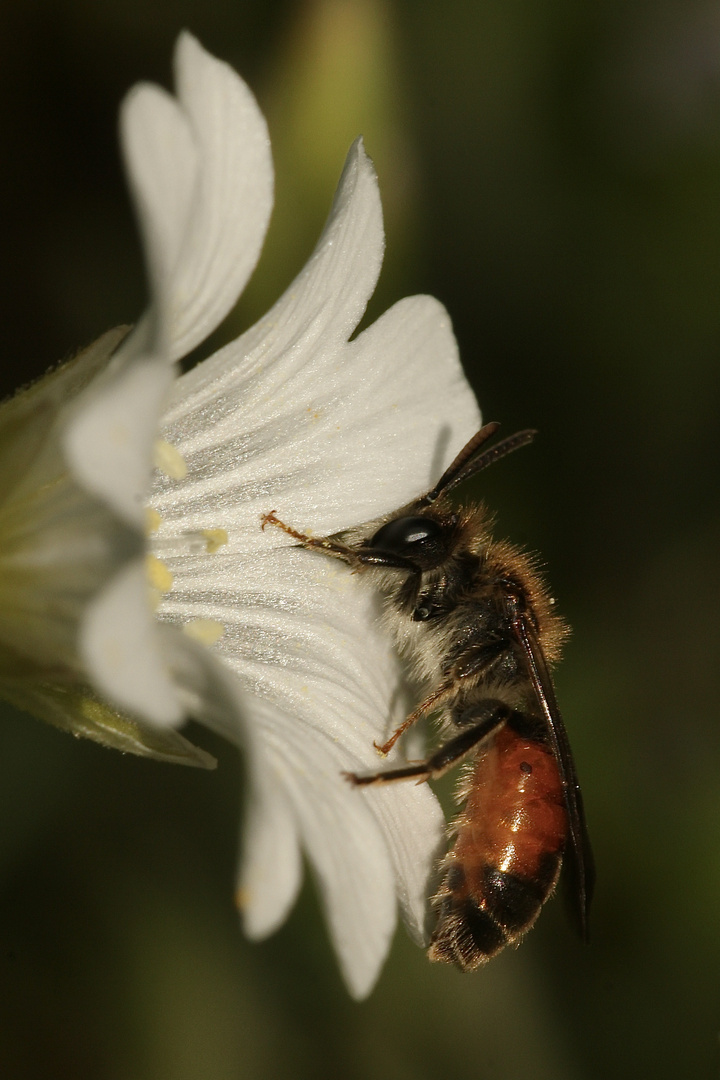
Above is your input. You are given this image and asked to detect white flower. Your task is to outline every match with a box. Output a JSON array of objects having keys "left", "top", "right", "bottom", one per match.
[{"left": 3, "top": 33, "right": 482, "bottom": 996}]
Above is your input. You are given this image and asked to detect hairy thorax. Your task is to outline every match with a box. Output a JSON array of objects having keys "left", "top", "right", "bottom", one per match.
[{"left": 364, "top": 503, "right": 567, "bottom": 718}]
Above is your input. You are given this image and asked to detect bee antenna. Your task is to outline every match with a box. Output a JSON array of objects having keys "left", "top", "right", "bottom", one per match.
[{"left": 420, "top": 423, "right": 537, "bottom": 505}]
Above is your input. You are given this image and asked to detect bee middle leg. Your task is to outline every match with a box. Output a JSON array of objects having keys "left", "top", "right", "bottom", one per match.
[
  {"left": 374, "top": 680, "right": 456, "bottom": 756},
  {"left": 345, "top": 701, "right": 514, "bottom": 787}
]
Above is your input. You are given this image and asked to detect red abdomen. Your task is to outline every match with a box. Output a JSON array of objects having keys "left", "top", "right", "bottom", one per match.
[{"left": 429, "top": 723, "right": 567, "bottom": 969}]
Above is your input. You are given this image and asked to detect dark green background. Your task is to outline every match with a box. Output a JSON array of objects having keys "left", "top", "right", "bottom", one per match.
[{"left": 1, "top": 1, "right": 719, "bottom": 1077}]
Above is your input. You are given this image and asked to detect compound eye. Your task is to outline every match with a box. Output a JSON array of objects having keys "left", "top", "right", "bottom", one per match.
[{"left": 369, "top": 515, "right": 444, "bottom": 554}]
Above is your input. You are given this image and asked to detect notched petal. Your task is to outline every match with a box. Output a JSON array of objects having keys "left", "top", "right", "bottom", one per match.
[
  {"left": 237, "top": 756, "right": 303, "bottom": 940},
  {"left": 168, "top": 33, "right": 274, "bottom": 359},
  {"left": 80, "top": 559, "right": 182, "bottom": 725},
  {"left": 120, "top": 82, "right": 197, "bottom": 347},
  {"left": 63, "top": 354, "right": 175, "bottom": 529},
  {"left": 120, "top": 33, "right": 274, "bottom": 362}
]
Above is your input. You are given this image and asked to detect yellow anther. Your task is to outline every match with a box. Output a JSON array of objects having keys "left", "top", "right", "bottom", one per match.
[
  {"left": 145, "top": 508, "right": 163, "bottom": 534},
  {"left": 146, "top": 554, "right": 174, "bottom": 593},
  {"left": 202, "top": 528, "right": 228, "bottom": 554},
  {"left": 182, "top": 619, "right": 225, "bottom": 646},
  {"left": 154, "top": 439, "right": 187, "bottom": 480}
]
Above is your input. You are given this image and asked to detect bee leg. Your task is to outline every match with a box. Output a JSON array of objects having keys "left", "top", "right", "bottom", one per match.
[
  {"left": 373, "top": 680, "right": 455, "bottom": 756},
  {"left": 260, "top": 511, "right": 359, "bottom": 562},
  {"left": 345, "top": 703, "right": 512, "bottom": 787},
  {"left": 261, "top": 511, "right": 419, "bottom": 570}
]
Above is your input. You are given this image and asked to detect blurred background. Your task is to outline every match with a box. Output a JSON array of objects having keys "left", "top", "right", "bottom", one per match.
[{"left": 1, "top": 0, "right": 719, "bottom": 1076}]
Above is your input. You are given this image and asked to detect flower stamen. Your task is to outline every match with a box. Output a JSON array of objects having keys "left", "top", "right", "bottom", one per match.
[
  {"left": 153, "top": 439, "right": 187, "bottom": 480},
  {"left": 146, "top": 553, "right": 174, "bottom": 594},
  {"left": 145, "top": 507, "right": 163, "bottom": 534},
  {"left": 201, "top": 528, "right": 228, "bottom": 553},
  {"left": 182, "top": 618, "right": 225, "bottom": 646}
]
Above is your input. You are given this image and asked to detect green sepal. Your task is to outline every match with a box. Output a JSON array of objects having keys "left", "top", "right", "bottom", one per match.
[{"left": 0, "top": 679, "right": 216, "bottom": 769}]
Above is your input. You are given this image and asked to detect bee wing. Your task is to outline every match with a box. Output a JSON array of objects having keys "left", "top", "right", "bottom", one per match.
[{"left": 511, "top": 611, "right": 595, "bottom": 941}]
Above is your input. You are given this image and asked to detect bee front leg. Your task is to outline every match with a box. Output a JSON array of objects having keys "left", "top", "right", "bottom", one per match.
[
  {"left": 261, "top": 511, "right": 419, "bottom": 571},
  {"left": 260, "top": 511, "right": 360, "bottom": 564}
]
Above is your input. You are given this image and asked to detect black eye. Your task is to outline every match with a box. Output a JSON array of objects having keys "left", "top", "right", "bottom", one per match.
[{"left": 369, "top": 515, "right": 444, "bottom": 554}]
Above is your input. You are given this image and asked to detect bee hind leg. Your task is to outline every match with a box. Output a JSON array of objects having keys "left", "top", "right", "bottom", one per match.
[{"left": 345, "top": 703, "right": 512, "bottom": 787}]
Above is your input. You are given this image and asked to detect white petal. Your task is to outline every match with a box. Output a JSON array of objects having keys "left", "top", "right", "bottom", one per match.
[
  {"left": 156, "top": 293, "right": 479, "bottom": 541},
  {"left": 63, "top": 354, "right": 174, "bottom": 529},
  {"left": 80, "top": 558, "right": 182, "bottom": 724},
  {"left": 235, "top": 696, "right": 398, "bottom": 999},
  {"left": 119, "top": 85, "right": 196, "bottom": 352},
  {"left": 237, "top": 748, "right": 303, "bottom": 940},
  {"left": 121, "top": 32, "right": 273, "bottom": 359},
  {"left": 163, "top": 138, "right": 385, "bottom": 414},
  {"left": 158, "top": 619, "right": 398, "bottom": 995},
  {"left": 362, "top": 778, "right": 447, "bottom": 946},
  {"left": 157, "top": 629, "right": 305, "bottom": 935}
]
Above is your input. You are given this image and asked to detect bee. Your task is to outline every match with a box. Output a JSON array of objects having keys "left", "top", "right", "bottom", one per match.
[{"left": 261, "top": 421, "right": 593, "bottom": 969}]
